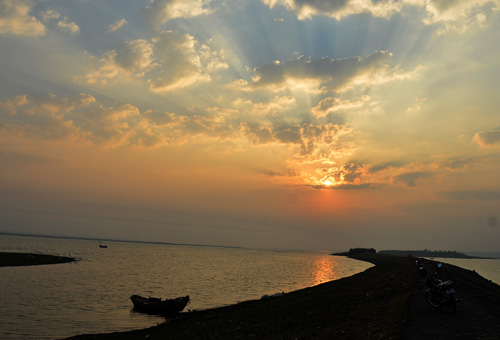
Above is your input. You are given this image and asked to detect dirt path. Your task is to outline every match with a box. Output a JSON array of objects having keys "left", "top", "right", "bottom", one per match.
[{"left": 403, "top": 259, "right": 500, "bottom": 340}]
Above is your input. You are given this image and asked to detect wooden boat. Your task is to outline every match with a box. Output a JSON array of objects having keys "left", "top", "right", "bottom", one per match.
[{"left": 130, "top": 294, "right": 189, "bottom": 315}]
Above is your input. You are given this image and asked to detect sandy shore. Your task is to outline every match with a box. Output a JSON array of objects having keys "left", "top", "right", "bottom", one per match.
[{"left": 42, "top": 252, "right": 500, "bottom": 339}]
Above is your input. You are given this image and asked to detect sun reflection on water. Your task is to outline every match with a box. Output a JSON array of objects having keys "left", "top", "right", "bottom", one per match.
[{"left": 312, "top": 256, "right": 338, "bottom": 286}]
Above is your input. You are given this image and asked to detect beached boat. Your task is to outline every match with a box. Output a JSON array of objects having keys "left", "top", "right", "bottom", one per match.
[{"left": 130, "top": 294, "right": 189, "bottom": 315}]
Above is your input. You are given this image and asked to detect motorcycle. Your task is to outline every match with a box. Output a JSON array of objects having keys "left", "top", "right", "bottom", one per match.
[{"left": 424, "top": 263, "right": 458, "bottom": 313}]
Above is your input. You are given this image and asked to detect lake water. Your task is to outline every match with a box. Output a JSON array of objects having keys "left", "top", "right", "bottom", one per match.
[
  {"left": 0, "top": 234, "right": 372, "bottom": 340},
  {"left": 434, "top": 257, "right": 500, "bottom": 285}
]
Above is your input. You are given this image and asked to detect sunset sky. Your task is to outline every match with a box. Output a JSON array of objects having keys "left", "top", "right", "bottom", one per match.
[{"left": 1, "top": 0, "right": 500, "bottom": 251}]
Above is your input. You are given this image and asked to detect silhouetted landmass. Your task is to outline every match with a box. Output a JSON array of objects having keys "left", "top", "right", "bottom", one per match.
[
  {"left": 0, "top": 252, "right": 76, "bottom": 267},
  {"left": 331, "top": 247, "right": 376, "bottom": 256},
  {"left": 379, "top": 249, "right": 488, "bottom": 259}
]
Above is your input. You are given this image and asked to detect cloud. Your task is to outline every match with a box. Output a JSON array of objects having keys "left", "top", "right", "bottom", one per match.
[
  {"left": 368, "top": 163, "right": 396, "bottom": 174},
  {"left": 261, "top": 0, "right": 402, "bottom": 20},
  {"left": 0, "top": 95, "right": 29, "bottom": 115},
  {"left": 433, "top": 158, "right": 472, "bottom": 170},
  {"left": 1, "top": 93, "right": 93, "bottom": 125},
  {"left": 108, "top": 18, "right": 128, "bottom": 33},
  {"left": 262, "top": 0, "right": 500, "bottom": 33},
  {"left": 39, "top": 9, "right": 79, "bottom": 34},
  {"left": 82, "top": 39, "right": 155, "bottom": 85},
  {"left": 0, "top": 93, "right": 148, "bottom": 147},
  {"left": 308, "top": 183, "right": 372, "bottom": 190},
  {"left": 148, "top": 31, "right": 226, "bottom": 92},
  {"left": 474, "top": 128, "right": 500, "bottom": 148},
  {"left": 312, "top": 95, "right": 370, "bottom": 117},
  {"left": 1, "top": 93, "right": 237, "bottom": 148},
  {"left": 394, "top": 171, "right": 432, "bottom": 187},
  {"left": 312, "top": 162, "right": 378, "bottom": 188},
  {"left": 419, "top": 0, "right": 499, "bottom": 25},
  {"left": 0, "top": 94, "right": 93, "bottom": 142},
  {"left": 57, "top": 16, "right": 79, "bottom": 34},
  {"left": 80, "top": 103, "right": 142, "bottom": 146},
  {"left": 142, "top": 0, "right": 213, "bottom": 29},
  {"left": 81, "top": 31, "right": 226, "bottom": 90},
  {"left": 247, "top": 52, "right": 420, "bottom": 94},
  {"left": 40, "top": 9, "right": 60, "bottom": 22},
  {"left": 0, "top": 0, "right": 46, "bottom": 36},
  {"left": 241, "top": 122, "right": 350, "bottom": 162},
  {"left": 226, "top": 95, "right": 296, "bottom": 117}
]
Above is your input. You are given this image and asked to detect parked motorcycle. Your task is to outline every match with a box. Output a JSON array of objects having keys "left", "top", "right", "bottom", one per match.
[
  {"left": 416, "top": 260, "right": 427, "bottom": 277},
  {"left": 424, "top": 263, "right": 458, "bottom": 313}
]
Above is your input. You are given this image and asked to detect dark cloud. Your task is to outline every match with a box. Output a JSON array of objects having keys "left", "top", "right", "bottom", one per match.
[
  {"left": 241, "top": 122, "right": 344, "bottom": 152},
  {"left": 308, "top": 183, "right": 372, "bottom": 190},
  {"left": 144, "top": 110, "right": 178, "bottom": 125},
  {"left": 474, "top": 128, "right": 500, "bottom": 147},
  {"left": 436, "top": 158, "right": 472, "bottom": 170},
  {"left": 368, "top": 163, "right": 395, "bottom": 174},
  {"left": 263, "top": 0, "right": 401, "bottom": 20},
  {"left": 264, "top": 170, "right": 283, "bottom": 177},
  {"left": 107, "top": 39, "right": 153, "bottom": 74},
  {"left": 394, "top": 171, "right": 432, "bottom": 187},
  {"left": 251, "top": 52, "right": 392, "bottom": 92}
]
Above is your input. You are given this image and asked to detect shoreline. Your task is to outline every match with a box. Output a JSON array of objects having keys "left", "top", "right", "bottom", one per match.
[
  {"left": 0, "top": 251, "right": 77, "bottom": 267},
  {"left": 63, "top": 253, "right": 500, "bottom": 340},
  {"left": 64, "top": 254, "right": 415, "bottom": 339},
  {"left": 5, "top": 251, "right": 500, "bottom": 339}
]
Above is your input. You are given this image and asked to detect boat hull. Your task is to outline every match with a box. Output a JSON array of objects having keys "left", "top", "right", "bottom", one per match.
[{"left": 130, "top": 295, "right": 189, "bottom": 316}]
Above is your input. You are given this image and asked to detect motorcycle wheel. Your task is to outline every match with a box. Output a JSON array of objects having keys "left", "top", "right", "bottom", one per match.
[{"left": 425, "top": 289, "right": 444, "bottom": 308}]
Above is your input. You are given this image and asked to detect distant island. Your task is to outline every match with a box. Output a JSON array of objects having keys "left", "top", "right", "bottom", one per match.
[
  {"left": 0, "top": 252, "right": 76, "bottom": 267},
  {"left": 332, "top": 247, "right": 377, "bottom": 256},
  {"left": 378, "top": 249, "right": 488, "bottom": 258},
  {"left": 332, "top": 248, "right": 490, "bottom": 259}
]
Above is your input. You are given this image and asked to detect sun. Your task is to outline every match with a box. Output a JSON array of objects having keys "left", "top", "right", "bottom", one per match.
[{"left": 324, "top": 179, "right": 333, "bottom": 186}]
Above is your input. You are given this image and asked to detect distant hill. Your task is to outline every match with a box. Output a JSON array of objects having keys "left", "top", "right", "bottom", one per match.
[{"left": 379, "top": 250, "right": 488, "bottom": 259}]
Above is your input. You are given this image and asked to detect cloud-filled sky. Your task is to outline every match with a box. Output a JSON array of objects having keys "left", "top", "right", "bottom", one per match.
[{"left": 1, "top": 0, "right": 500, "bottom": 251}]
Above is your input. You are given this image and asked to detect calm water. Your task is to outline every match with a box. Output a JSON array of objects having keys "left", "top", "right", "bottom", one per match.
[
  {"left": 0, "top": 235, "right": 372, "bottom": 340},
  {"left": 434, "top": 257, "right": 500, "bottom": 284}
]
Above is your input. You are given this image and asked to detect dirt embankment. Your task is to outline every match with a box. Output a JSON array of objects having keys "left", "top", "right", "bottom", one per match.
[
  {"left": 404, "top": 258, "right": 500, "bottom": 340},
  {"left": 64, "top": 254, "right": 500, "bottom": 340}
]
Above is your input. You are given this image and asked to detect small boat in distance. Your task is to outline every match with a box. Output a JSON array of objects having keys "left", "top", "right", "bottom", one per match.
[
  {"left": 99, "top": 244, "right": 107, "bottom": 248},
  {"left": 130, "top": 295, "right": 190, "bottom": 316}
]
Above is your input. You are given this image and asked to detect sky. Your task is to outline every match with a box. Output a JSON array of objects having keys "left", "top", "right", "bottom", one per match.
[{"left": 1, "top": 0, "right": 500, "bottom": 252}]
